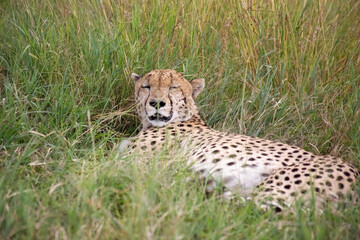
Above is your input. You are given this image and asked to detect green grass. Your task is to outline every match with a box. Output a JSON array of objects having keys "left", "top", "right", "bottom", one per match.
[{"left": 1, "top": 0, "right": 360, "bottom": 239}]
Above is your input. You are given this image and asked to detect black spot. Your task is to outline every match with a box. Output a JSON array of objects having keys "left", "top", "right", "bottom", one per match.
[
  {"left": 294, "top": 174, "right": 301, "bottom": 178},
  {"left": 227, "top": 162, "right": 236, "bottom": 166},
  {"left": 261, "top": 173, "right": 270, "bottom": 178},
  {"left": 336, "top": 176, "right": 343, "bottom": 181},
  {"left": 344, "top": 171, "right": 350, "bottom": 177},
  {"left": 265, "top": 188, "right": 273, "bottom": 192},
  {"left": 347, "top": 178, "right": 353, "bottom": 182},
  {"left": 315, "top": 187, "right": 320, "bottom": 192},
  {"left": 294, "top": 180, "right": 302, "bottom": 185},
  {"left": 141, "top": 146, "right": 147, "bottom": 150},
  {"left": 338, "top": 183, "right": 344, "bottom": 189},
  {"left": 325, "top": 181, "right": 332, "bottom": 186},
  {"left": 212, "top": 158, "right": 221, "bottom": 163},
  {"left": 279, "top": 170, "right": 286, "bottom": 175},
  {"left": 328, "top": 174, "right": 334, "bottom": 179},
  {"left": 151, "top": 141, "right": 156, "bottom": 145},
  {"left": 276, "top": 182, "right": 283, "bottom": 186},
  {"left": 228, "top": 154, "right": 237, "bottom": 158},
  {"left": 291, "top": 168, "right": 299, "bottom": 172},
  {"left": 325, "top": 169, "right": 334, "bottom": 173},
  {"left": 222, "top": 146, "right": 229, "bottom": 149},
  {"left": 212, "top": 150, "right": 220, "bottom": 154},
  {"left": 274, "top": 175, "right": 279, "bottom": 180},
  {"left": 249, "top": 158, "right": 256, "bottom": 161},
  {"left": 285, "top": 177, "right": 290, "bottom": 181},
  {"left": 275, "top": 207, "right": 282, "bottom": 213},
  {"left": 284, "top": 185, "right": 291, "bottom": 189}
]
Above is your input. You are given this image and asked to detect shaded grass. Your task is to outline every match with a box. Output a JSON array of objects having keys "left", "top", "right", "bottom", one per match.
[{"left": 1, "top": 0, "right": 360, "bottom": 239}]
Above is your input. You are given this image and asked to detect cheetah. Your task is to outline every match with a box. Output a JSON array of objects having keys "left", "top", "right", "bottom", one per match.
[{"left": 121, "top": 69, "right": 359, "bottom": 210}]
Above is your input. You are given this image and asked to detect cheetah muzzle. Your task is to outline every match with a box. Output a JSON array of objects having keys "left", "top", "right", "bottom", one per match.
[
  {"left": 148, "top": 113, "right": 172, "bottom": 122},
  {"left": 122, "top": 69, "right": 359, "bottom": 211}
]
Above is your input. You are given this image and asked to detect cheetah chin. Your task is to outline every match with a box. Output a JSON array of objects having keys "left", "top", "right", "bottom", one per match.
[
  {"left": 147, "top": 112, "right": 173, "bottom": 127},
  {"left": 148, "top": 113, "right": 173, "bottom": 122}
]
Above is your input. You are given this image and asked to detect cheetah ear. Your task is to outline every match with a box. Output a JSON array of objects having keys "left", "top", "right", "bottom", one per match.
[
  {"left": 131, "top": 73, "right": 141, "bottom": 82},
  {"left": 191, "top": 78, "right": 205, "bottom": 99}
]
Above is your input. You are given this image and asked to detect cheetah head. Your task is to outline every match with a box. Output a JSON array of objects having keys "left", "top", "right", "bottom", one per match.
[{"left": 131, "top": 69, "right": 205, "bottom": 129}]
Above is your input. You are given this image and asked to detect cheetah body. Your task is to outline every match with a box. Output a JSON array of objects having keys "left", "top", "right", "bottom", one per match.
[{"left": 124, "top": 69, "right": 359, "bottom": 209}]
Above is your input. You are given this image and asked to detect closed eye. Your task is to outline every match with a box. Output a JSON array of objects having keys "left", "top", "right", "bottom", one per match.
[
  {"left": 170, "top": 86, "right": 178, "bottom": 89},
  {"left": 142, "top": 86, "right": 150, "bottom": 89}
]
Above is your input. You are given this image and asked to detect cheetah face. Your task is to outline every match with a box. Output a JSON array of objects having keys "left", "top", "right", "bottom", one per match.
[{"left": 131, "top": 69, "right": 205, "bottom": 129}]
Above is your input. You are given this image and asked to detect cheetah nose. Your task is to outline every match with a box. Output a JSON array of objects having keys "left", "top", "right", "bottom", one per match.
[{"left": 149, "top": 99, "right": 166, "bottom": 109}]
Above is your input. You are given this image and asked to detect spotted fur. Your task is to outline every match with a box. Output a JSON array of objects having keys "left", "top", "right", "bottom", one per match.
[{"left": 123, "top": 69, "right": 359, "bottom": 210}]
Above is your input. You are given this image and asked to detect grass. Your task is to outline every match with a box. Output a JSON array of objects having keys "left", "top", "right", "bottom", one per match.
[{"left": 1, "top": 0, "right": 360, "bottom": 239}]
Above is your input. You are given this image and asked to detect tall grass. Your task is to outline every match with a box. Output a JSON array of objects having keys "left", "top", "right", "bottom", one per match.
[{"left": 0, "top": 0, "right": 359, "bottom": 239}]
